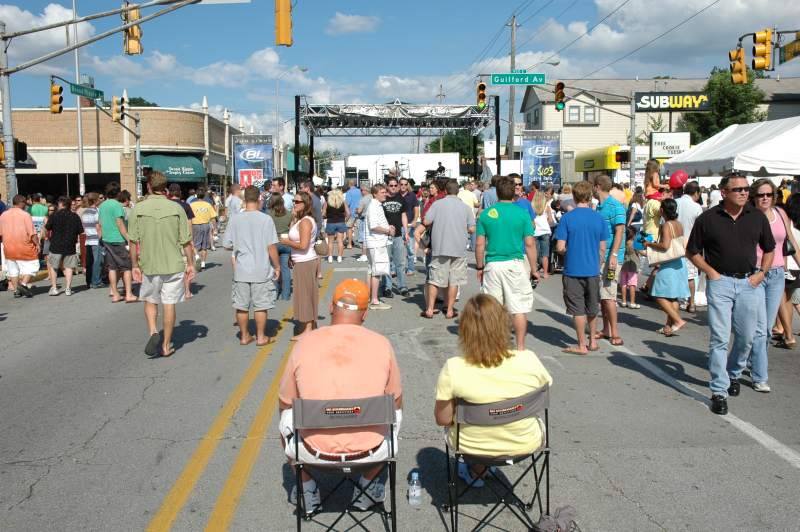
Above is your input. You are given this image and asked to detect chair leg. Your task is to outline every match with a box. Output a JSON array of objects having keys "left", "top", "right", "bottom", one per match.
[
  {"left": 295, "top": 464, "right": 303, "bottom": 532},
  {"left": 445, "top": 452, "right": 456, "bottom": 532},
  {"left": 389, "top": 461, "right": 397, "bottom": 532}
]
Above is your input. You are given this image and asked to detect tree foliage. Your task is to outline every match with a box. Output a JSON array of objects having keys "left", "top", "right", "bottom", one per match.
[
  {"left": 127, "top": 96, "right": 158, "bottom": 107},
  {"left": 425, "top": 130, "right": 483, "bottom": 163},
  {"left": 677, "top": 67, "right": 765, "bottom": 144}
]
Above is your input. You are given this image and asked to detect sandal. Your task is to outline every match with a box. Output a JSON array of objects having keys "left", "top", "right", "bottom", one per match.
[
  {"left": 656, "top": 327, "right": 671, "bottom": 335},
  {"left": 609, "top": 337, "right": 624, "bottom": 346},
  {"left": 420, "top": 311, "right": 434, "bottom": 319},
  {"left": 774, "top": 338, "right": 796, "bottom": 349},
  {"left": 592, "top": 332, "right": 610, "bottom": 340},
  {"left": 562, "top": 346, "right": 589, "bottom": 355}
]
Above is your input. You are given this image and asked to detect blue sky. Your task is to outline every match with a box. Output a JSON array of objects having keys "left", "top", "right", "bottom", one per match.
[{"left": 3, "top": 1, "right": 799, "bottom": 153}]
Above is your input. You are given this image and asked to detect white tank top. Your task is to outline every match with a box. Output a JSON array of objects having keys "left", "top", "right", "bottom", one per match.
[
  {"left": 533, "top": 206, "right": 552, "bottom": 236},
  {"left": 289, "top": 216, "right": 318, "bottom": 262}
]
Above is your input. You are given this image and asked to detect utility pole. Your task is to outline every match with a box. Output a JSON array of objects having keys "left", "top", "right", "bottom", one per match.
[
  {"left": 629, "top": 90, "right": 636, "bottom": 187},
  {"left": 436, "top": 83, "right": 445, "bottom": 152},
  {"left": 507, "top": 14, "right": 517, "bottom": 160},
  {"left": 0, "top": 21, "right": 16, "bottom": 199},
  {"left": 72, "top": 0, "right": 85, "bottom": 195}
]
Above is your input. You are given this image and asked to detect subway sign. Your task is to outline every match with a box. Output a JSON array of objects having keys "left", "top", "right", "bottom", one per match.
[{"left": 634, "top": 92, "right": 710, "bottom": 113}]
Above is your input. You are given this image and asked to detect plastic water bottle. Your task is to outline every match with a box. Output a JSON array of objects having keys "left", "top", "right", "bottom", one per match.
[{"left": 407, "top": 471, "right": 422, "bottom": 507}]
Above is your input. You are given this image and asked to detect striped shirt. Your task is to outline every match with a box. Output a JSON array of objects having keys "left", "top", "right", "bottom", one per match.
[{"left": 81, "top": 207, "right": 99, "bottom": 246}]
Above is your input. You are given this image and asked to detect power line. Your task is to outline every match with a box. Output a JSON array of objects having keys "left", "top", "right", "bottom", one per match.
[
  {"left": 574, "top": 0, "right": 722, "bottom": 80},
  {"left": 518, "top": 0, "right": 557, "bottom": 27},
  {"left": 524, "top": 0, "right": 632, "bottom": 71},
  {"left": 515, "top": 0, "right": 579, "bottom": 52}
]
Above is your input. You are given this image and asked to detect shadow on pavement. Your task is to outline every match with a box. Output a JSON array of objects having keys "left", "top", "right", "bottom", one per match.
[
  {"left": 171, "top": 319, "right": 209, "bottom": 350},
  {"left": 607, "top": 352, "right": 708, "bottom": 392},
  {"left": 415, "top": 447, "right": 454, "bottom": 530},
  {"left": 529, "top": 323, "right": 574, "bottom": 347},
  {"left": 536, "top": 308, "right": 575, "bottom": 329},
  {"left": 644, "top": 339, "right": 708, "bottom": 371},
  {"left": 615, "top": 310, "right": 663, "bottom": 331}
]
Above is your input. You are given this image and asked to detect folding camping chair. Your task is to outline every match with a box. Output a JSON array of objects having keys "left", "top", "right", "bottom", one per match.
[
  {"left": 291, "top": 394, "right": 398, "bottom": 532},
  {"left": 444, "top": 384, "right": 550, "bottom": 532}
]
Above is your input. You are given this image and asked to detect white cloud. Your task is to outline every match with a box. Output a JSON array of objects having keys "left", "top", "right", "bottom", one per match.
[
  {"left": 0, "top": 3, "right": 95, "bottom": 76},
  {"left": 324, "top": 12, "right": 380, "bottom": 36}
]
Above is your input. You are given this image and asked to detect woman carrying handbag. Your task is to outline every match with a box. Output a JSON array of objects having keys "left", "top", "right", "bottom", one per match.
[{"left": 645, "top": 198, "right": 690, "bottom": 336}]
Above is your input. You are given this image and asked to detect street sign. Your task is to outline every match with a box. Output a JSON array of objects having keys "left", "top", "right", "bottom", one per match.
[
  {"left": 490, "top": 72, "right": 546, "bottom": 86},
  {"left": 779, "top": 33, "right": 800, "bottom": 65},
  {"left": 68, "top": 82, "right": 103, "bottom": 100}
]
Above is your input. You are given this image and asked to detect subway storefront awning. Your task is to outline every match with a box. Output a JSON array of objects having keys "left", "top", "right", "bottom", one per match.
[{"left": 142, "top": 154, "right": 206, "bottom": 182}]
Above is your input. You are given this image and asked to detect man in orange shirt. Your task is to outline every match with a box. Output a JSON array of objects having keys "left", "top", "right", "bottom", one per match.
[
  {"left": 0, "top": 195, "right": 40, "bottom": 298},
  {"left": 278, "top": 279, "right": 403, "bottom": 514}
]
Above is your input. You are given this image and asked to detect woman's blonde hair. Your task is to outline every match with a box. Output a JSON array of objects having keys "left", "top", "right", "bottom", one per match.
[
  {"left": 459, "top": 294, "right": 513, "bottom": 368},
  {"left": 561, "top": 183, "right": 572, "bottom": 194},
  {"left": 327, "top": 188, "right": 344, "bottom": 209},
  {"left": 532, "top": 191, "right": 547, "bottom": 216}
]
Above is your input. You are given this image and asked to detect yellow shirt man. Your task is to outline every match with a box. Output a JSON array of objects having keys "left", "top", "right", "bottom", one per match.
[
  {"left": 457, "top": 188, "right": 478, "bottom": 209},
  {"left": 190, "top": 199, "right": 217, "bottom": 225}
]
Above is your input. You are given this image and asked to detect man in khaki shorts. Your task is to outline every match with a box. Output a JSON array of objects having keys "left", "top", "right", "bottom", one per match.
[
  {"left": 128, "top": 171, "right": 195, "bottom": 357},
  {"left": 593, "top": 175, "right": 626, "bottom": 346},
  {"left": 422, "top": 179, "right": 475, "bottom": 319},
  {"left": 475, "top": 176, "right": 538, "bottom": 350}
]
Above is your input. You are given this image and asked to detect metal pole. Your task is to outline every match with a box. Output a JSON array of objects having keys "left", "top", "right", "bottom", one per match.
[
  {"left": 629, "top": 90, "right": 636, "bottom": 187},
  {"left": 95, "top": 104, "right": 101, "bottom": 175},
  {"left": 293, "top": 95, "right": 300, "bottom": 189},
  {"left": 135, "top": 113, "right": 142, "bottom": 198},
  {"left": 0, "top": 22, "right": 18, "bottom": 199},
  {"left": 436, "top": 83, "right": 445, "bottom": 152},
  {"left": 72, "top": 0, "right": 85, "bottom": 195},
  {"left": 275, "top": 76, "right": 280, "bottom": 179},
  {"left": 308, "top": 132, "right": 314, "bottom": 180},
  {"left": 507, "top": 14, "right": 516, "bottom": 160},
  {"left": 472, "top": 135, "right": 479, "bottom": 177},
  {"left": 494, "top": 94, "right": 501, "bottom": 176}
]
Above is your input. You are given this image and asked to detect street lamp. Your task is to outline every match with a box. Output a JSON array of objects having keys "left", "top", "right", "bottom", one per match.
[{"left": 275, "top": 66, "right": 308, "bottom": 178}]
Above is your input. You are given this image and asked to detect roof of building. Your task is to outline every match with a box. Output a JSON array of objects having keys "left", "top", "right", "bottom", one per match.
[{"left": 520, "top": 77, "right": 800, "bottom": 112}]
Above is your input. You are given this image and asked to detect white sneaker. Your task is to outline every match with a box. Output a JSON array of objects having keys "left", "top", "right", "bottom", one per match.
[
  {"left": 200, "top": 261, "right": 206, "bottom": 269},
  {"left": 327, "top": 256, "right": 333, "bottom": 263},
  {"left": 64, "top": 288, "right": 72, "bottom": 296},
  {"left": 753, "top": 382, "right": 771, "bottom": 393},
  {"left": 369, "top": 301, "right": 392, "bottom": 310},
  {"left": 356, "top": 255, "right": 368, "bottom": 262},
  {"left": 49, "top": 286, "right": 61, "bottom": 296},
  {"left": 337, "top": 256, "right": 343, "bottom": 263}
]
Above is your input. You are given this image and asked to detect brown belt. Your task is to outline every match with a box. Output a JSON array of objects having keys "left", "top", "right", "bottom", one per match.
[{"left": 303, "top": 441, "right": 383, "bottom": 462}]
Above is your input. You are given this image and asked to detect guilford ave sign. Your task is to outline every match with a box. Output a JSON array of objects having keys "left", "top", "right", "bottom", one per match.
[{"left": 490, "top": 69, "right": 546, "bottom": 86}]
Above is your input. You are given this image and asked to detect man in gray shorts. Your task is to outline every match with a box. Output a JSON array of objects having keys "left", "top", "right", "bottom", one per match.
[
  {"left": 44, "top": 196, "right": 84, "bottom": 296},
  {"left": 222, "top": 185, "right": 281, "bottom": 346},
  {"left": 422, "top": 179, "right": 475, "bottom": 319},
  {"left": 129, "top": 171, "right": 195, "bottom": 357}
]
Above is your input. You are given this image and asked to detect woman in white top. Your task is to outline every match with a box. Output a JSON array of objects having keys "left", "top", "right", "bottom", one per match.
[
  {"left": 279, "top": 191, "right": 318, "bottom": 340},
  {"left": 532, "top": 189, "right": 555, "bottom": 278}
]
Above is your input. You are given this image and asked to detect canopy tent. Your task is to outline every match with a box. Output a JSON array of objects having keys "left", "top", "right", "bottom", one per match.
[
  {"left": 663, "top": 116, "right": 800, "bottom": 176},
  {"left": 142, "top": 154, "right": 206, "bottom": 182}
]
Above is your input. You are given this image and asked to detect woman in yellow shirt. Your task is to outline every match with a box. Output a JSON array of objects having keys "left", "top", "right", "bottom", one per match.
[{"left": 434, "top": 294, "right": 552, "bottom": 486}]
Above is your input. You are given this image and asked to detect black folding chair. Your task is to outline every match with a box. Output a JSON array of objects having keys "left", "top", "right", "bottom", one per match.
[
  {"left": 444, "top": 384, "right": 550, "bottom": 531},
  {"left": 291, "top": 394, "right": 398, "bottom": 532}
]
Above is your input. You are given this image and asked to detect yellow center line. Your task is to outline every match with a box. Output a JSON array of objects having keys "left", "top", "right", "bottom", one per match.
[
  {"left": 146, "top": 273, "right": 312, "bottom": 532},
  {"left": 205, "top": 269, "right": 335, "bottom": 531}
]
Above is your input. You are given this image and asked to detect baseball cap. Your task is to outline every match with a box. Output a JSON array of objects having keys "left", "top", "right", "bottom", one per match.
[
  {"left": 669, "top": 170, "right": 689, "bottom": 190},
  {"left": 332, "top": 279, "right": 369, "bottom": 311}
]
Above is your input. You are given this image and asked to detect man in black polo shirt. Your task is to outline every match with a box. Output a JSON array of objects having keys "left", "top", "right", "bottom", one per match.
[
  {"left": 381, "top": 177, "right": 409, "bottom": 297},
  {"left": 686, "top": 174, "right": 775, "bottom": 415}
]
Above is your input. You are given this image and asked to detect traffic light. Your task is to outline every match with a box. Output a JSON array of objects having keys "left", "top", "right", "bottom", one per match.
[
  {"left": 50, "top": 82, "right": 63, "bottom": 114},
  {"left": 729, "top": 47, "right": 747, "bottom": 84},
  {"left": 275, "top": 0, "right": 293, "bottom": 47},
  {"left": 554, "top": 81, "right": 566, "bottom": 111},
  {"left": 112, "top": 96, "right": 126, "bottom": 122},
  {"left": 476, "top": 81, "right": 487, "bottom": 110},
  {"left": 123, "top": 4, "right": 143, "bottom": 55},
  {"left": 752, "top": 28, "right": 773, "bottom": 70}
]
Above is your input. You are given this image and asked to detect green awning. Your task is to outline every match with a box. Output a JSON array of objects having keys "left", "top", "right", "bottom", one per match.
[{"left": 142, "top": 154, "right": 206, "bottom": 182}]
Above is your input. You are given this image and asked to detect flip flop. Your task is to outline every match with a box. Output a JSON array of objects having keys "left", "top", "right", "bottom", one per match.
[
  {"left": 144, "top": 333, "right": 160, "bottom": 357},
  {"left": 592, "top": 332, "right": 610, "bottom": 340},
  {"left": 159, "top": 345, "right": 175, "bottom": 358},
  {"left": 562, "top": 346, "right": 589, "bottom": 355},
  {"left": 774, "top": 338, "right": 796, "bottom": 349},
  {"left": 655, "top": 327, "right": 671, "bottom": 335},
  {"left": 665, "top": 322, "right": 686, "bottom": 337},
  {"left": 240, "top": 336, "right": 254, "bottom": 346},
  {"left": 125, "top": 298, "right": 140, "bottom": 304},
  {"left": 445, "top": 310, "right": 459, "bottom": 319},
  {"left": 588, "top": 344, "right": 599, "bottom": 351},
  {"left": 111, "top": 297, "right": 123, "bottom": 303},
  {"left": 420, "top": 311, "right": 434, "bottom": 319},
  {"left": 609, "top": 337, "right": 624, "bottom": 346},
  {"left": 256, "top": 337, "right": 276, "bottom": 346}
]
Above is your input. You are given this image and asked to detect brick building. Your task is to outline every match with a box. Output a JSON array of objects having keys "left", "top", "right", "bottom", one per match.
[{"left": 0, "top": 101, "right": 241, "bottom": 199}]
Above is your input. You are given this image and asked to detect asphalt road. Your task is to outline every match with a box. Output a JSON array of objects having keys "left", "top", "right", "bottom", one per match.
[{"left": 2, "top": 248, "right": 800, "bottom": 531}]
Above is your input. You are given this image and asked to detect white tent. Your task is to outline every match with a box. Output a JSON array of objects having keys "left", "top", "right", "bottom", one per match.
[{"left": 663, "top": 115, "right": 800, "bottom": 176}]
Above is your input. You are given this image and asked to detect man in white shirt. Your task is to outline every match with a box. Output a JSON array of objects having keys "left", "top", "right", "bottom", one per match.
[
  {"left": 708, "top": 184, "right": 722, "bottom": 208},
  {"left": 673, "top": 173, "right": 703, "bottom": 311},
  {"left": 365, "top": 183, "right": 394, "bottom": 310},
  {"left": 225, "top": 184, "right": 243, "bottom": 220}
]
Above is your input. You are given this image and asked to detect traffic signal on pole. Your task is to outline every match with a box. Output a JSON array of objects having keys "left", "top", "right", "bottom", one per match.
[
  {"left": 554, "top": 81, "right": 566, "bottom": 111},
  {"left": 112, "top": 96, "right": 126, "bottom": 122},
  {"left": 275, "top": 0, "right": 293, "bottom": 47},
  {"left": 476, "top": 81, "right": 487, "bottom": 110},
  {"left": 50, "top": 81, "right": 63, "bottom": 114},
  {"left": 752, "top": 28, "right": 773, "bottom": 70},
  {"left": 729, "top": 47, "right": 747, "bottom": 85},
  {"left": 123, "top": 4, "right": 143, "bottom": 55}
]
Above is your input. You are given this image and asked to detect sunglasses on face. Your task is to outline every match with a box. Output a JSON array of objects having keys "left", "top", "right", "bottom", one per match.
[
  {"left": 755, "top": 192, "right": 775, "bottom": 199},
  {"left": 293, "top": 200, "right": 305, "bottom": 204},
  {"left": 728, "top": 187, "right": 749, "bottom": 194}
]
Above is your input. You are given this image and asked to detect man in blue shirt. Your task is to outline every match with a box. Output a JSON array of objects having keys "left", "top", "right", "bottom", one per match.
[
  {"left": 344, "top": 179, "right": 362, "bottom": 248},
  {"left": 480, "top": 175, "right": 500, "bottom": 210},
  {"left": 555, "top": 180, "right": 607, "bottom": 355},
  {"left": 594, "top": 175, "right": 627, "bottom": 346}
]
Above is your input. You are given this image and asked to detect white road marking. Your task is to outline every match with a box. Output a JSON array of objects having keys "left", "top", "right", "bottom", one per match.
[
  {"left": 533, "top": 292, "right": 800, "bottom": 470},
  {"left": 332, "top": 267, "right": 369, "bottom": 272},
  {"left": 539, "top": 355, "right": 565, "bottom": 370},
  {"left": 387, "top": 326, "right": 431, "bottom": 361}
]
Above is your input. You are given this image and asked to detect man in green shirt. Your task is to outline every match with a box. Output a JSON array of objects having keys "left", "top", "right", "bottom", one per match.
[
  {"left": 98, "top": 181, "right": 137, "bottom": 302},
  {"left": 475, "top": 176, "right": 538, "bottom": 350},
  {"left": 128, "top": 171, "right": 195, "bottom": 358}
]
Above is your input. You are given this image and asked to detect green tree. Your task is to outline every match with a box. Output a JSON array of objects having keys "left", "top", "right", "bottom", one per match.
[
  {"left": 127, "top": 96, "right": 158, "bottom": 107},
  {"left": 425, "top": 130, "right": 483, "bottom": 163},
  {"left": 677, "top": 67, "right": 766, "bottom": 144}
]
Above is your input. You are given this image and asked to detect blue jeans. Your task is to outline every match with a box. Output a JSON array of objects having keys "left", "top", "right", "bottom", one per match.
[
  {"left": 382, "top": 237, "right": 407, "bottom": 291},
  {"left": 706, "top": 275, "right": 765, "bottom": 396},
  {"left": 404, "top": 227, "right": 415, "bottom": 274},
  {"left": 744, "top": 267, "right": 783, "bottom": 384},
  {"left": 276, "top": 244, "right": 292, "bottom": 300},
  {"left": 85, "top": 244, "right": 103, "bottom": 286}
]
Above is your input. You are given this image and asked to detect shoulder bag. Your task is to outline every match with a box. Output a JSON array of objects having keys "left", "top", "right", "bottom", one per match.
[
  {"left": 646, "top": 221, "right": 686, "bottom": 267},
  {"left": 775, "top": 207, "right": 796, "bottom": 257}
]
